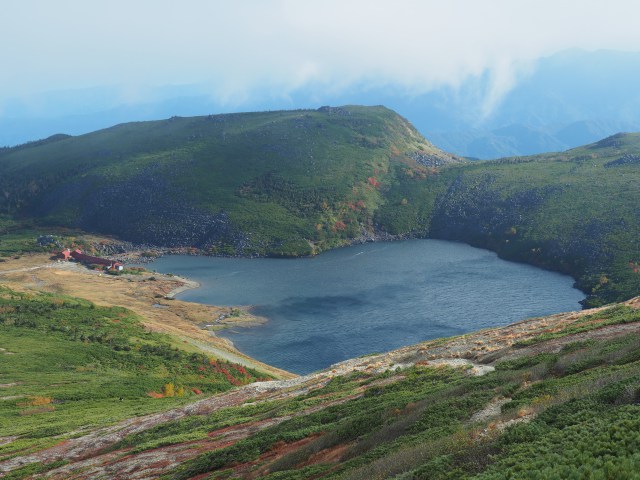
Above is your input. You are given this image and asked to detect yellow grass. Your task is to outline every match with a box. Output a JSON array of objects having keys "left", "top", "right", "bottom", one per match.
[{"left": 0, "top": 253, "right": 294, "bottom": 379}]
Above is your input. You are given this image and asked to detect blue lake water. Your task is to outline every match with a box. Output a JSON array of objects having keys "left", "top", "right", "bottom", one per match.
[{"left": 147, "top": 240, "right": 584, "bottom": 374}]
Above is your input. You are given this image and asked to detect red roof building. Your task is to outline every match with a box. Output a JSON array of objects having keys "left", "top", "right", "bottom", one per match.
[{"left": 69, "top": 249, "right": 124, "bottom": 271}]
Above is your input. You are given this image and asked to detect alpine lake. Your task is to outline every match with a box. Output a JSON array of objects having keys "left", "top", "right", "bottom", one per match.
[{"left": 147, "top": 239, "right": 584, "bottom": 374}]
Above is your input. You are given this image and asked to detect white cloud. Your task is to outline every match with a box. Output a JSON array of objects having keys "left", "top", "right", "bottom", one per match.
[{"left": 3, "top": 0, "right": 640, "bottom": 115}]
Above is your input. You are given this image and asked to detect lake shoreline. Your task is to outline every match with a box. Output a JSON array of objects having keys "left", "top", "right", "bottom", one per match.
[
  {"left": 106, "top": 230, "right": 591, "bottom": 308},
  {"left": 164, "top": 275, "right": 200, "bottom": 298},
  {"left": 146, "top": 239, "right": 586, "bottom": 374},
  {"left": 0, "top": 253, "right": 295, "bottom": 379},
  {"left": 106, "top": 228, "right": 414, "bottom": 263}
]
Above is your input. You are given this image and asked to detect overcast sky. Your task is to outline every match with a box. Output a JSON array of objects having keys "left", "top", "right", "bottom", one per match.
[{"left": 3, "top": 0, "right": 640, "bottom": 116}]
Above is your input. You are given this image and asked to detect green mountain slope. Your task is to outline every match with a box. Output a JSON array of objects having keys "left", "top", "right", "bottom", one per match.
[
  {"left": 427, "top": 133, "right": 640, "bottom": 307},
  {"left": 0, "top": 106, "right": 459, "bottom": 257},
  {"left": 0, "top": 286, "right": 271, "bottom": 473},
  {"left": 2, "top": 289, "right": 639, "bottom": 479},
  {"left": 1, "top": 108, "right": 640, "bottom": 305}
]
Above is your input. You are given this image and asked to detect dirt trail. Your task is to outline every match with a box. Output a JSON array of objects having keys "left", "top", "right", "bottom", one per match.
[
  {"left": 470, "top": 397, "right": 511, "bottom": 423},
  {"left": 0, "top": 265, "right": 46, "bottom": 275}
]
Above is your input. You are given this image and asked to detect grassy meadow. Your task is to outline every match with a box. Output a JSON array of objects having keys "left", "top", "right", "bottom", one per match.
[{"left": 0, "top": 287, "right": 270, "bottom": 465}]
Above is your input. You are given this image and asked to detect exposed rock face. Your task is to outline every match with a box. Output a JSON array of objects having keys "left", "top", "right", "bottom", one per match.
[
  {"left": 430, "top": 174, "right": 560, "bottom": 245},
  {"left": 410, "top": 151, "right": 459, "bottom": 168},
  {"left": 34, "top": 166, "right": 246, "bottom": 250},
  {"left": 604, "top": 154, "right": 640, "bottom": 168}
]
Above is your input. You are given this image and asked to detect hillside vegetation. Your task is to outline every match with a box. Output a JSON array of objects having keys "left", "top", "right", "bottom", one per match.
[
  {"left": 2, "top": 107, "right": 640, "bottom": 478},
  {"left": 427, "top": 133, "right": 640, "bottom": 307},
  {"left": 0, "top": 106, "right": 458, "bottom": 257},
  {"left": 2, "top": 291, "right": 639, "bottom": 479},
  {"left": 0, "top": 286, "right": 270, "bottom": 477},
  {"left": 0, "top": 107, "right": 639, "bottom": 305}
]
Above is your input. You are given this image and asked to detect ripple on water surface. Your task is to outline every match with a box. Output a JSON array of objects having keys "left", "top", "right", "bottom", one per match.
[{"left": 147, "top": 239, "right": 585, "bottom": 374}]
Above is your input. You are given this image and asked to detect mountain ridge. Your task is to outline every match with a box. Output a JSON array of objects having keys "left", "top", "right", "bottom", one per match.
[
  {"left": 5, "top": 49, "right": 640, "bottom": 158},
  {"left": 0, "top": 106, "right": 461, "bottom": 257},
  {"left": 1, "top": 107, "right": 639, "bottom": 307}
]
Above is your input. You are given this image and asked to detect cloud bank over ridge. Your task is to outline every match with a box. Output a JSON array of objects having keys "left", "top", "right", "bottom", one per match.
[{"left": 3, "top": 0, "right": 640, "bottom": 117}]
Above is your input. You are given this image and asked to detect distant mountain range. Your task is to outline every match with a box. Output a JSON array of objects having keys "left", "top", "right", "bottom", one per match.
[
  {"left": 420, "top": 49, "right": 640, "bottom": 158},
  {"left": 3, "top": 50, "right": 640, "bottom": 158}
]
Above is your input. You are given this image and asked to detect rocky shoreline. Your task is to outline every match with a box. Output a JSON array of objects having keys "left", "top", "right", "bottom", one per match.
[{"left": 95, "top": 226, "right": 415, "bottom": 266}]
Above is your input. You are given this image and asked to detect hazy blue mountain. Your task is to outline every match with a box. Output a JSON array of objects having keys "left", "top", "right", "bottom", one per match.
[{"left": 414, "top": 49, "right": 640, "bottom": 157}]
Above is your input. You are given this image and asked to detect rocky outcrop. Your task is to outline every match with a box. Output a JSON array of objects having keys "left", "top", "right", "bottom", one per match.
[
  {"left": 33, "top": 165, "right": 248, "bottom": 251},
  {"left": 604, "top": 154, "right": 640, "bottom": 167}
]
